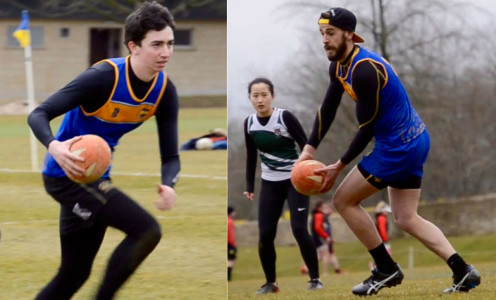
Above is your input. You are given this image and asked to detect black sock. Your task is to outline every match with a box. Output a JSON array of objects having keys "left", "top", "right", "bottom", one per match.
[
  {"left": 228, "top": 267, "right": 232, "bottom": 281},
  {"left": 369, "top": 243, "right": 396, "bottom": 274},
  {"left": 447, "top": 253, "right": 468, "bottom": 276}
]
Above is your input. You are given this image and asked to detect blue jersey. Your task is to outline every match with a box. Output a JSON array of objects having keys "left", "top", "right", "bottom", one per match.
[
  {"left": 43, "top": 56, "right": 167, "bottom": 178},
  {"left": 337, "top": 46, "right": 425, "bottom": 151}
]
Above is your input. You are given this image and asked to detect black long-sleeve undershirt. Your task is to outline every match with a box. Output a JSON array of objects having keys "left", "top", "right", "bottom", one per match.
[
  {"left": 307, "top": 62, "right": 344, "bottom": 148},
  {"left": 341, "top": 60, "right": 385, "bottom": 164},
  {"left": 244, "top": 110, "right": 307, "bottom": 193},
  {"left": 27, "top": 60, "right": 180, "bottom": 187},
  {"left": 308, "top": 50, "right": 385, "bottom": 165}
]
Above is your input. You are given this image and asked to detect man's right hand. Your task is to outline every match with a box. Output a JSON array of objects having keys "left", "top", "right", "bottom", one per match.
[
  {"left": 48, "top": 136, "right": 85, "bottom": 179},
  {"left": 295, "top": 144, "right": 316, "bottom": 165}
]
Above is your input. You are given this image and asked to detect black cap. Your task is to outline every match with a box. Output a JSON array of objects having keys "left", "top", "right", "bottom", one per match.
[
  {"left": 318, "top": 7, "right": 364, "bottom": 43},
  {"left": 228, "top": 206, "right": 235, "bottom": 214}
]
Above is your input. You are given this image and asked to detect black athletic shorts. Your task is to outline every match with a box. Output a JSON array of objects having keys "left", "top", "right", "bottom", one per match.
[{"left": 43, "top": 175, "right": 115, "bottom": 235}]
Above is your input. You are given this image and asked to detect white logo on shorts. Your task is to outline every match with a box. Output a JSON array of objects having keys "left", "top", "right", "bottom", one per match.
[
  {"left": 72, "top": 202, "right": 92, "bottom": 220},
  {"left": 298, "top": 207, "right": 306, "bottom": 212}
]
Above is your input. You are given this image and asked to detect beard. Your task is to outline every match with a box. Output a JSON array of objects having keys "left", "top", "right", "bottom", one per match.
[{"left": 326, "top": 36, "right": 347, "bottom": 62}]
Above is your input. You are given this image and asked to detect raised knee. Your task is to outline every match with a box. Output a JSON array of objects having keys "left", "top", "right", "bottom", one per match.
[
  {"left": 394, "top": 215, "right": 415, "bottom": 231},
  {"left": 146, "top": 222, "right": 162, "bottom": 246},
  {"left": 332, "top": 196, "right": 346, "bottom": 213},
  {"left": 135, "top": 221, "right": 162, "bottom": 250}
]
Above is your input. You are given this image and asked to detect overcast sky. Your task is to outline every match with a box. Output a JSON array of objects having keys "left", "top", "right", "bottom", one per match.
[{"left": 227, "top": 0, "right": 496, "bottom": 124}]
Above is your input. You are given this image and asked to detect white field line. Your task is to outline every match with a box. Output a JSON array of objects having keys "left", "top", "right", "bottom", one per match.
[
  {"left": 1, "top": 168, "right": 225, "bottom": 225},
  {"left": 0, "top": 168, "right": 226, "bottom": 181},
  {"left": 1, "top": 215, "right": 219, "bottom": 226}
]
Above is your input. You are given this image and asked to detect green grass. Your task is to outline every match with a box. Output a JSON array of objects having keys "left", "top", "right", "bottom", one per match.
[
  {"left": 0, "top": 108, "right": 227, "bottom": 300},
  {"left": 228, "top": 263, "right": 496, "bottom": 299},
  {"left": 180, "top": 95, "right": 226, "bottom": 108},
  {"left": 232, "top": 233, "right": 496, "bottom": 281},
  {"left": 229, "top": 234, "right": 496, "bottom": 299}
]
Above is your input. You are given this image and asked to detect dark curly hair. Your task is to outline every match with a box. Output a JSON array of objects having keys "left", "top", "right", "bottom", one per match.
[{"left": 124, "top": 1, "right": 175, "bottom": 48}]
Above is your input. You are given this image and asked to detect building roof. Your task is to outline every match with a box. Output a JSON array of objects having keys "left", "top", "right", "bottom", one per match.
[{"left": 0, "top": 0, "right": 226, "bottom": 21}]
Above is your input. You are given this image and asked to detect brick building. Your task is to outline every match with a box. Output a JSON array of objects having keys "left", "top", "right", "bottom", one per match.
[{"left": 0, "top": 1, "right": 226, "bottom": 103}]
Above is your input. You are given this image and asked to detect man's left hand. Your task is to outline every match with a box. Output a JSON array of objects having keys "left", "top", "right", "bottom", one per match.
[
  {"left": 155, "top": 184, "right": 177, "bottom": 211},
  {"left": 314, "top": 160, "right": 346, "bottom": 193}
]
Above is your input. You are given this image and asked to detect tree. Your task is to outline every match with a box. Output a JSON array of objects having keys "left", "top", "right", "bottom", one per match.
[
  {"left": 228, "top": 0, "right": 496, "bottom": 218},
  {"left": 4, "top": 0, "right": 226, "bottom": 21}
]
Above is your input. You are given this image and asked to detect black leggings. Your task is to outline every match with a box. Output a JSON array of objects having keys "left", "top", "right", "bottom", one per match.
[
  {"left": 258, "top": 179, "right": 319, "bottom": 282},
  {"left": 35, "top": 176, "right": 161, "bottom": 300}
]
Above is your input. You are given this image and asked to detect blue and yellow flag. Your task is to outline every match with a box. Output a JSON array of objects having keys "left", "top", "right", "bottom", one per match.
[{"left": 13, "top": 10, "right": 30, "bottom": 48}]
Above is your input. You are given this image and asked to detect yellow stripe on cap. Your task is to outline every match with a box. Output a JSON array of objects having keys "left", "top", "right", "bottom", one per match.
[{"left": 318, "top": 18, "right": 330, "bottom": 24}]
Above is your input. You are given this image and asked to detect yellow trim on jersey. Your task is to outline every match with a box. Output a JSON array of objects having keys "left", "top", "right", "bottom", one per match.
[
  {"left": 339, "top": 80, "right": 357, "bottom": 101},
  {"left": 82, "top": 57, "right": 168, "bottom": 123},
  {"left": 336, "top": 47, "right": 360, "bottom": 101},
  {"left": 351, "top": 58, "right": 388, "bottom": 89},
  {"left": 382, "top": 57, "right": 399, "bottom": 76},
  {"left": 335, "top": 47, "right": 360, "bottom": 82},
  {"left": 88, "top": 101, "right": 157, "bottom": 123},
  {"left": 81, "top": 59, "right": 119, "bottom": 116},
  {"left": 124, "top": 56, "right": 158, "bottom": 102},
  {"left": 104, "top": 59, "right": 120, "bottom": 102}
]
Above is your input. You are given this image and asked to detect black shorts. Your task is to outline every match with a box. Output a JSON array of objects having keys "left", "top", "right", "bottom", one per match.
[
  {"left": 228, "top": 244, "right": 237, "bottom": 260},
  {"left": 312, "top": 235, "right": 324, "bottom": 248},
  {"left": 43, "top": 175, "right": 116, "bottom": 235},
  {"left": 313, "top": 237, "right": 334, "bottom": 253}
]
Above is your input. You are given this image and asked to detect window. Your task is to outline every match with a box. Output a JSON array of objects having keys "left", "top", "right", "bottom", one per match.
[
  {"left": 174, "top": 29, "right": 193, "bottom": 48},
  {"left": 60, "top": 28, "right": 70, "bottom": 38},
  {"left": 7, "top": 25, "right": 44, "bottom": 48}
]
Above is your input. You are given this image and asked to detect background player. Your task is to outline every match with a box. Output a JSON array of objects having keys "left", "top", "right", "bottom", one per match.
[
  {"left": 297, "top": 7, "right": 480, "bottom": 296},
  {"left": 375, "top": 201, "right": 392, "bottom": 254},
  {"left": 369, "top": 201, "right": 392, "bottom": 270},
  {"left": 27, "top": 2, "right": 179, "bottom": 299},
  {"left": 243, "top": 77, "right": 322, "bottom": 293},
  {"left": 310, "top": 201, "right": 342, "bottom": 276}
]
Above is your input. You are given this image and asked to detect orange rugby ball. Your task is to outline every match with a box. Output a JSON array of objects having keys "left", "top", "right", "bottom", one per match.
[
  {"left": 291, "top": 160, "right": 327, "bottom": 196},
  {"left": 69, "top": 134, "right": 111, "bottom": 183}
]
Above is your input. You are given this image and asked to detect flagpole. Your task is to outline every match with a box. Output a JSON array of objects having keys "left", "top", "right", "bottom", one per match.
[
  {"left": 14, "top": 10, "right": 38, "bottom": 171},
  {"left": 24, "top": 38, "right": 38, "bottom": 171}
]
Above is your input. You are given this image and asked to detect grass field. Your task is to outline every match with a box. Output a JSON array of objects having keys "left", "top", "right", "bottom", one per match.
[
  {"left": 229, "top": 234, "right": 496, "bottom": 299},
  {"left": 0, "top": 108, "right": 227, "bottom": 300}
]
